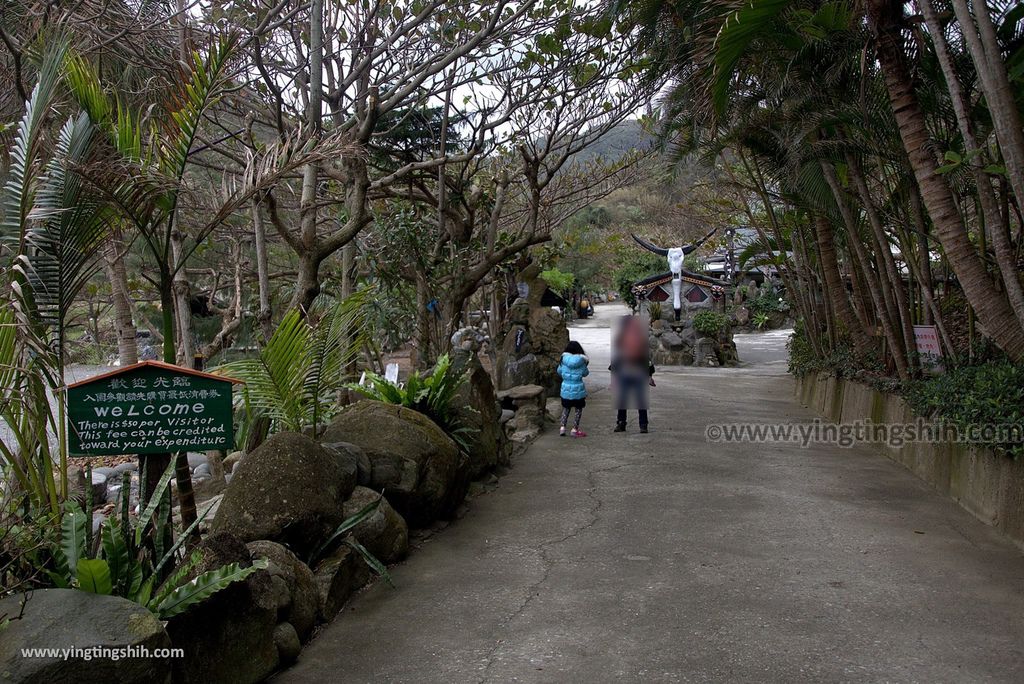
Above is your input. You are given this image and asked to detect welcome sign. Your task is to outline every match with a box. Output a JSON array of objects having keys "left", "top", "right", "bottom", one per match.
[{"left": 67, "top": 361, "right": 242, "bottom": 456}]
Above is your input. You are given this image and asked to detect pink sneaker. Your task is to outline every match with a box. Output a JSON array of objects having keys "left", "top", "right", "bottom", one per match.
[{"left": 571, "top": 428, "right": 587, "bottom": 438}]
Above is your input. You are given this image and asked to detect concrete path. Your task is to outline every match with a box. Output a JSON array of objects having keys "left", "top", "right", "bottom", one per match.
[{"left": 278, "top": 304, "right": 1024, "bottom": 683}]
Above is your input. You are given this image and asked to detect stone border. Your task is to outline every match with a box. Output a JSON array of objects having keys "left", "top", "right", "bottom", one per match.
[{"left": 795, "top": 371, "right": 1024, "bottom": 549}]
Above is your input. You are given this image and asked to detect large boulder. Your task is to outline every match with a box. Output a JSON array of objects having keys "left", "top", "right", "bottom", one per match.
[
  {"left": 212, "top": 432, "right": 357, "bottom": 556},
  {"left": 245, "top": 540, "right": 319, "bottom": 642},
  {"left": 660, "top": 330, "right": 686, "bottom": 351},
  {"left": 343, "top": 486, "right": 409, "bottom": 564},
  {"left": 502, "top": 352, "right": 539, "bottom": 389},
  {"left": 321, "top": 441, "right": 372, "bottom": 487},
  {"left": 0, "top": 589, "right": 171, "bottom": 684},
  {"left": 165, "top": 532, "right": 280, "bottom": 684},
  {"left": 451, "top": 350, "right": 503, "bottom": 478},
  {"left": 321, "top": 401, "right": 465, "bottom": 527},
  {"left": 312, "top": 546, "right": 372, "bottom": 622}
]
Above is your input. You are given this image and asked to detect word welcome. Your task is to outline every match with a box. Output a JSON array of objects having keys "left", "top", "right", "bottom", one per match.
[{"left": 67, "top": 364, "right": 238, "bottom": 456}]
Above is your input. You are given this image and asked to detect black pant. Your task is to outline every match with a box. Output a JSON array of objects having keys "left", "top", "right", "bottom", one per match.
[
  {"left": 615, "top": 372, "right": 649, "bottom": 427},
  {"left": 617, "top": 408, "right": 648, "bottom": 427}
]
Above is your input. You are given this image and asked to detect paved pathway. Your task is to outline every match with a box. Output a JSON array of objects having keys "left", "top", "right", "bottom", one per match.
[{"left": 278, "top": 305, "right": 1024, "bottom": 683}]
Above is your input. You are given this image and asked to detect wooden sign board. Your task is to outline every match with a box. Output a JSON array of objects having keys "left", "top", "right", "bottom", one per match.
[
  {"left": 67, "top": 361, "right": 242, "bottom": 456},
  {"left": 913, "top": 325, "right": 944, "bottom": 374}
]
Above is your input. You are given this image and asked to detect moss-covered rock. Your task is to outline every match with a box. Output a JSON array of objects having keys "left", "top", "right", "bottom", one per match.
[
  {"left": 342, "top": 486, "right": 409, "bottom": 564},
  {"left": 0, "top": 589, "right": 171, "bottom": 684},
  {"left": 321, "top": 401, "right": 466, "bottom": 527},
  {"left": 165, "top": 532, "right": 280, "bottom": 684},
  {"left": 212, "top": 432, "right": 356, "bottom": 555},
  {"left": 245, "top": 540, "right": 319, "bottom": 642}
]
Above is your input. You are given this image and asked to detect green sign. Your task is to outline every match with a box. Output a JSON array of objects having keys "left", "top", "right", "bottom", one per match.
[{"left": 67, "top": 361, "right": 241, "bottom": 456}]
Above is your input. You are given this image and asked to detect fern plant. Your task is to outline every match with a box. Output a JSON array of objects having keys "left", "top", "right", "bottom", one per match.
[
  {"left": 215, "top": 293, "right": 367, "bottom": 438},
  {"left": 46, "top": 460, "right": 267, "bottom": 619},
  {"left": 348, "top": 354, "right": 476, "bottom": 451}
]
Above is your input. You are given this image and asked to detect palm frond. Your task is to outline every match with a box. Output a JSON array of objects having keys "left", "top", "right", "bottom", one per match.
[{"left": 1, "top": 41, "right": 66, "bottom": 246}]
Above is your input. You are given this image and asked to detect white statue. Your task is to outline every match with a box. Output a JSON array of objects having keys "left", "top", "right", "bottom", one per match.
[{"left": 632, "top": 228, "right": 719, "bottom": 320}]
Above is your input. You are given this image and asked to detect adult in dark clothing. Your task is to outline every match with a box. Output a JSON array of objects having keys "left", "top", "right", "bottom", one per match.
[{"left": 610, "top": 315, "right": 655, "bottom": 433}]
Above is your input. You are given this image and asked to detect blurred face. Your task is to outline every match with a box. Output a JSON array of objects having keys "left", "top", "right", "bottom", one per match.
[{"left": 615, "top": 316, "right": 643, "bottom": 352}]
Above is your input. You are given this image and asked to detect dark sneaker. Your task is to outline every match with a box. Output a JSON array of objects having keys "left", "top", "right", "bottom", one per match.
[
  {"left": 614, "top": 422, "right": 626, "bottom": 432},
  {"left": 639, "top": 425, "right": 649, "bottom": 434}
]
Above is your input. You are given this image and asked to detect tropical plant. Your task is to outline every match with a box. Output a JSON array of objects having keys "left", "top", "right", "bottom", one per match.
[
  {"left": 348, "top": 354, "right": 475, "bottom": 450},
  {"left": 752, "top": 312, "right": 771, "bottom": 330},
  {"left": 44, "top": 461, "right": 267, "bottom": 619},
  {"left": 647, "top": 300, "right": 663, "bottom": 322},
  {"left": 0, "top": 42, "right": 113, "bottom": 518},
  {"left": 66, "top": 37, "right": 341, "bottom": 527},
  {"left": 215, "top": 293, "right": 367, "bottom": 438},
  {"left": 615, "top": 0, "right": 1024, "bottom": 379}
]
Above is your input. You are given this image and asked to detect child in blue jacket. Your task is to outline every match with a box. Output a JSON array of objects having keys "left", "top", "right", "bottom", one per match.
[{"left": 557, "top": 341, "right": 590, "bottom": 437}]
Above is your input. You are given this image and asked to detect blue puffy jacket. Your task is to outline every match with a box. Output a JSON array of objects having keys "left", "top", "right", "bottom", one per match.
[{"left": 557, "top": 353, "right": 590, "bottom": 400}]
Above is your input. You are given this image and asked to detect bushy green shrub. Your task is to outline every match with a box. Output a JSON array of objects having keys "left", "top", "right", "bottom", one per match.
[
  {"left": 904, "top": 362, "right": 1024, "bottom": 457},
  {"left": 693, "top": 310, "right": 730, "bottom": 337},
  {"left": 786, "top": 322, "right": 893, "bottom": 388},
  {"left": 748, "top": 293, "right": 790, "bottom": 317},
  {"left": 540, "top": 268, "right": 575, "bottom": 297}
]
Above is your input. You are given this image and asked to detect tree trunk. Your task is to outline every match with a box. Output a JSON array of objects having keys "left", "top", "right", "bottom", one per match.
[
  {"left": 866, "top": 0, "right": 1024, "bottom": 360},
  {"left": 293, "top": 252, "right": 322, "bottom": 313},
  {"left": 812, "top": 214, "right": 873, "bottom": 352},
  {"left": 252, "top": 199, "right": 273, "bottom": 340},
  {"left": 847, "top": 155, "right": 918, "bottom": 368},
  {"left": 414, "top": 270, "right": 433, "bottom": 370},
  {"left": 293, "top": 0, "right": 323, "bottom": 313},
  {"left": 170, "top": 231, "right": 194, "bottom": 366},
  {"left": 920, "top": 0, "right": 1024, "bottom": 328},
  {"left": 105, "top": 228, "right": 137, "bottom": 366},
  {"left": 907, "top": 188, "right": 936, "bottom": 325},
  {"left": 949, "top": 0, "right": 1024, "bottom": 214}
]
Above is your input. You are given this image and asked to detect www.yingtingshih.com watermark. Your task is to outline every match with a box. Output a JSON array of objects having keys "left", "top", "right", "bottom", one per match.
[
  {"left": 703, "top": 418, "right": 1024, "bottom": 449},
  {"left": 19, "top": 645, "right": 184, "bottom": 661}
]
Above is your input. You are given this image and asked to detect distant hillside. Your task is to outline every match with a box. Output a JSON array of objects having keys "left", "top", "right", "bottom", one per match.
[{"left": 571, "top": 120, "right": 657, "bottom": 164}]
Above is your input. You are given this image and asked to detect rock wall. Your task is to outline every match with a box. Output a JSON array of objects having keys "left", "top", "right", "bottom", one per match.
[
  {"left": 648, "top": 319, "right": 739, "bottom": 368},
  {"left": 6, "top": 370, "right": 515, "bottom": 684}
]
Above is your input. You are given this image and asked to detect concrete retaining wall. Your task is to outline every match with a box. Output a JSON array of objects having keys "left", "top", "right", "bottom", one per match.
[{"left": 795, "top": 371, "right": 1024, "bottom": 549}]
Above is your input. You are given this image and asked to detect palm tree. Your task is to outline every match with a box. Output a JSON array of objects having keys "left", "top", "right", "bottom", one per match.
[
  {"left": 618, "top": 0, "right": 1024, "bottom": 365},
  {"left": 214, "top": 293, "right": 367, "bottom": 441},
  {"left": 1, "top": 44, "right": 111, "bottom": 512},
  {"left": 866, "top": 0, "right": 1024, "bottom": 361}
]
